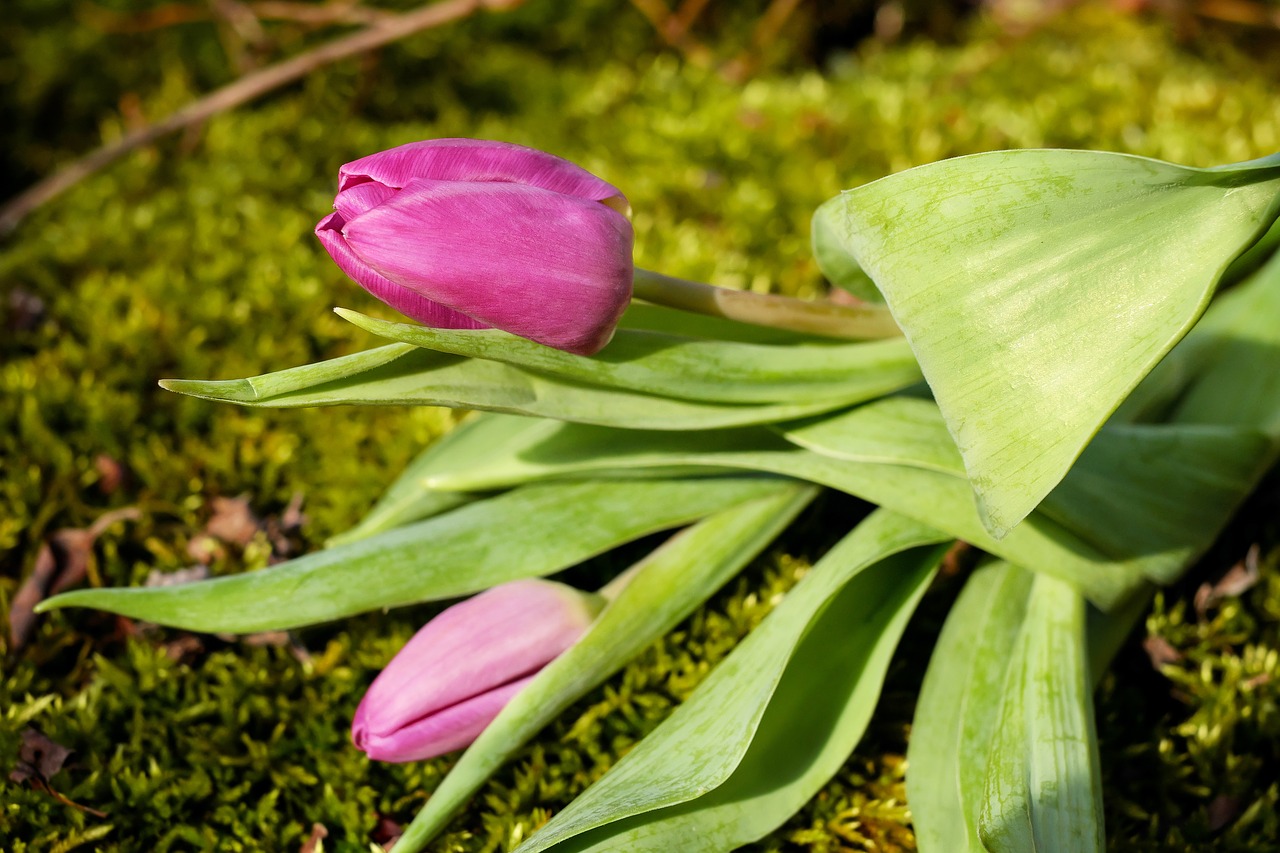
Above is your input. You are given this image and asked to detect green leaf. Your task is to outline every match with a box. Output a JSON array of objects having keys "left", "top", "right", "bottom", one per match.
[
  {"left": 335, "top": 307, "right": 922, "bottom": 406},
  {"left": 516, "top": 510, "right": 950, "bottom": 853},
  {"left": 909, "top": 563, "right": 1105, "bottom": 853},
  {"left": 908, "top": 561, "right": 1034, "bottom": 853},
  {"left": 1168, "top": 247, "right": 1280, "bottom": 436},
  {"left": 812, "top": 198, "right": 881, "bottom": 302},
  {"left": 391, "top": 482, "right": 819, "bottom": 853},
  {"left": 412, "top": 397, "right": 1267, "bottom": 608},
  {"left": 979, "top": 572, "right": 1104, "bottom": 853},
  {"left": 35, "top": 477, "right": 786, "bottom": 632},
  {"left": 1035, "top": 422, "right": 1274, "bottom": 583},
  {"left": 824, "top": 149, "right": 1280, "bottom": 536},
  {"left": 325, "top": 413, "right": 550, "bottom": 547},
  {"left": 160, "top": 345, "right": 855, "bottom": 430}
]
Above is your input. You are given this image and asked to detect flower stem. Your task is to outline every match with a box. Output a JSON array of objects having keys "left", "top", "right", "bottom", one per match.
[{"left": 632, "top": 268, "right": 901, "bottom": 339}]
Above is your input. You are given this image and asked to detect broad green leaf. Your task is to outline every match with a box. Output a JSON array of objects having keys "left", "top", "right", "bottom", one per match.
[
  {"left": 908, "top": 561, "right": 1034, "bottom": 853},
  {"left": 1113, "top": 244, "right": 1280, "bottom": 431},
  {"left": 812, "top": 199, "right": 880, "bottom": 302},
  {"left": 517, "top": 510, "right": 950, "bottom": 853},
  {"left": 36, "top": 477, "right": 785, "bottom": 632},
  {"left": 825, "top": 149, "right": 1280, "bottom": 536},
  {"left": 161, "top": 344, "right": 851, "bottom": 430},
  {"left": 336, "top": 308, "right": 922, "bottom": 406},
  {"left": 979, "top": 572, "right": 1104, "bottom": 853},
  {"left": 325, "top": 413, "right": 543, "bottom": 546},
  {"left": 1036, "top": 422, "right": 1274, "bottom": 582},
  {"left": 392, "top": 483, "right": 818, "bottom": 853}
]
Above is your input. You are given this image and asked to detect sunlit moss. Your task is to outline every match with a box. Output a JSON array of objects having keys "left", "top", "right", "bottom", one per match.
[{"left": 2, "top": 4, "right": 1279, "bottom": 850}]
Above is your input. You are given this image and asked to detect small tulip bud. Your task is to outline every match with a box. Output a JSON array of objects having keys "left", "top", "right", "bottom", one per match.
[
  {"left": 315, "top": 138, "right": 634, "bottom": 355},
  {"left": 352, "top": 578, "right": 606, "bottom": 762}
]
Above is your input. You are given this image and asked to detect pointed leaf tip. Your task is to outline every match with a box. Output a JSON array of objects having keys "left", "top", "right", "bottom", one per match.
[{"left": 158, "top": 376, "right": 260, "bottom": 402}]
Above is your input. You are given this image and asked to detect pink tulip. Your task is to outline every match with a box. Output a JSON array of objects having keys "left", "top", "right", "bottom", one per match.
[
  {"left": 315, "top": 139, "right": 634, "bottom": 355},
  {"left": 351, "top": 578, "right": 605, "bottom": 762}
]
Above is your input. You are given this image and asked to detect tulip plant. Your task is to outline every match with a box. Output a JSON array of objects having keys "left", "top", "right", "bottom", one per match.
[{"left": 37, "top": 140, "right": 1280, "bottom": 852}]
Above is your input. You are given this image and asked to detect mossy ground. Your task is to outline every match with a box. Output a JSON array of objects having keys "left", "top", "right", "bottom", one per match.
[{"left": 3, "top": 3, "right": 1280, "bottom": 850}]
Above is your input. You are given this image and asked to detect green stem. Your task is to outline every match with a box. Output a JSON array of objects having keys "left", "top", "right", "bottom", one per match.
[{"left": 632, "top": 268, "right": 901, "bottom": 340}]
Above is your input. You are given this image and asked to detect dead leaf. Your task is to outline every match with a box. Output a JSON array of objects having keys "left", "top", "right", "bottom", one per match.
[
  {"left": 164, "top": 634, "right": 205, "bottom": 661},
  {"left": 186, "top": 534, "right": 225, "bottom": 564},
  {"left": 9, "top": 543, "right": 60, "bottom": 649},
  {"left": 48, "top": 508, "right": 142, "bottom": 595},
  {"left": 204, "top": 495, "right": 262, "bottom": 547},
  {"left": 938, "top": 540, "right": 975, "bottom": 578},
  {"left": 94, "top": 455, "right": 129, "bottom": 495},
  {"left": 1208, "top": 793, "right": 1241, "bottom": 831},
  {"left": 8, "top": 728, "right": 105, "bottom": 817},
  {"left": 10, "top": 728, "right": 71, "bottom": 784},
  {"left": 280, "top": 492, "right": 307, "bottom": 532},
  {"left": 1142, "top": 634, "right": 1183, "bottom": 669},
  {"left": 372, "top": 814, "right": 404, "bottom": 847},
  {"left": 1195, "top": 544, "right": 1262, "bottom": 619},
  {"left": 7, "top": 287, "right": 46, "bottom": 332},
  {"left": 145, "top": 565, "right": 211, "bottom": 588},
  {"left": 300, "top": 822, "right": 328, "bottom": 853}
]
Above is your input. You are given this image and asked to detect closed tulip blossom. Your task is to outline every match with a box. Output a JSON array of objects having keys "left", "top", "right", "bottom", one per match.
[
  {"left": 315, "top": 138, "right": 634, "bottom": 355},
  {"left": 352, "top": 578, "right": 606, "bottom": 763}
]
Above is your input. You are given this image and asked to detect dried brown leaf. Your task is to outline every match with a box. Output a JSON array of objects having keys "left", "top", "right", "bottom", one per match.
[
  {"left": 300, "top": 822, "right": 328, "bottom": 853},
  {"left": 1208, "top": 793, "right": 1242, "bottom": 831},
  {"left": 204, "top": 495, "right": 262, "bottom": 546},
  {"left": 1142, "top": 634, "right": 1183, "bottom": 669},
  {"left": 10, "top": 728, "right": 72, "bottom": 784},
  {"left": 9, "top": 543, "right": 60, "bottom": 649},
  {"left": 1195, "top": 544, "right": 1262, "bottom": 618},
  {"left": 145, "top": 565, "right": 212, "bottom": 588}
]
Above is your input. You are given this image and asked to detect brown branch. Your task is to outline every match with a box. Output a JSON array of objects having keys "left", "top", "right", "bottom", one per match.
[
  {"left": 627, "top": 0, "right": 713, "bottom": 64},
  {"left": 0, "top": 0, "right": 524, "bottom": 235},
  {"left": 82, "top": 0, "right": 395, "bottom": 34}
]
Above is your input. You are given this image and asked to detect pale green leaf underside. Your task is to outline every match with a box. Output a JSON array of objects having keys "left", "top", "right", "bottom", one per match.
[
  {"left": 979, "top": 572, "right": 1104, "bottom": 853},
  {"left": 909, "top": 561, "right": 1034, "bottom": 853},
  {"left": 517, "top": 511, "right": 949, "bottom": 853},
  {"left": 392, "top": 484, "right": 818, "bottom": 853},
  {"left": 35, "top": 477, "right": 786, "bottom": 632},
  {"left": 910, "top": 563, "right": 1104, "bottom": 853},
  {"left": 812, "top": 199, "right": 881, "bottom": 302},
  {"left": 826, "top": 149, "right": 1280, "bottom": 537},
  {"left": 159, "top": 343, "right": 855, "bottom": 430}
]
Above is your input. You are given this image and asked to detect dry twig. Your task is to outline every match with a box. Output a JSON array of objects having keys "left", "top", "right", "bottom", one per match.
[{"left": 0, "top": 0, "right": 524, "bottom": 235}]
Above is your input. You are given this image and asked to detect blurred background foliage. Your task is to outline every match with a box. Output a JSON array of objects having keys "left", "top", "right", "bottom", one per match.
[{"left": 2, "top": 0, "right": 1280, "bottom": 849}]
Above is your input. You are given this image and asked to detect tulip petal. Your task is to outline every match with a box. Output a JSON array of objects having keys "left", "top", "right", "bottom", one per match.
[
  {"left": 334, "top": 182, "right": 397, "bottom": 222},
  {"left": 355, "top": 675, "right": 536, "bottom": 762},
  {"left": 342, "top": 180, "right": 634, "bottom": 354},
  {"left": 315, "top": 212, "right": 487, "bottom": 330},
  {"left": 355, "top": 579, "right": 598, "bottom": 739},
  {"left": 338, "top": 138, "right": 628, "bottom": 212}
]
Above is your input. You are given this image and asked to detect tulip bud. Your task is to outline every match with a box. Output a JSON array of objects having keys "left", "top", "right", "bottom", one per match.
[
  {"left": 352, "top": 578, "right": 606, "bottom": 762},
  {"left": 315, "top": 138, "right": 634, "bottom": 355}
]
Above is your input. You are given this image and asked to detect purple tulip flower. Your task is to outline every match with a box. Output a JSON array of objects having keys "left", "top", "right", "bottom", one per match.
[
  {"left": 315, "top": 139, "right": 634, "bottom": 355},
  {"left": 351, "top": 578, "right": 606, "bottom": 763}
]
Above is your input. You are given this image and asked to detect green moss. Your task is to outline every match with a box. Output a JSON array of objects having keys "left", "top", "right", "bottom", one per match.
[{"left": 3, "top": 4, "right": 1280, "bottom": 850}]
